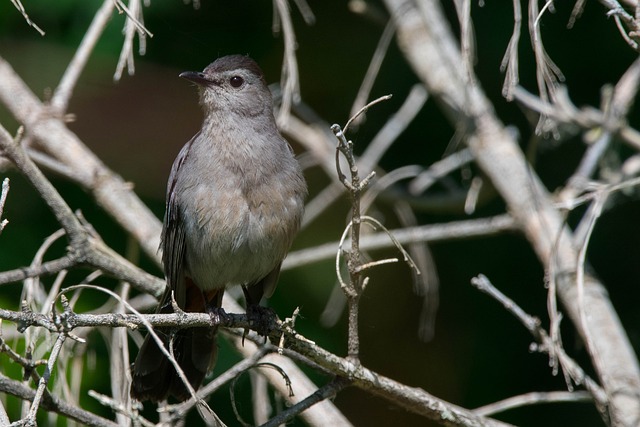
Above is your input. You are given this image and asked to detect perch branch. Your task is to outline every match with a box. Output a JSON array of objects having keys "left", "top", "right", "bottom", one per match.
[{"left": 0, "top": 302, "right": 512, "bottom": 427}]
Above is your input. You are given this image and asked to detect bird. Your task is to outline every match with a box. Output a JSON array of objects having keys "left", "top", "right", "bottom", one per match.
[{"left": 130, "top": 54, "right": 307, "bottom": 402}]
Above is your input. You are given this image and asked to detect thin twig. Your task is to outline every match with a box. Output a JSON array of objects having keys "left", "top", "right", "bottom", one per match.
[
  {"left": 113, "top": 0, "right": 152, "bottom": 37},
  {"left": 408, "top": 149, "right": 474, "bottom": 194},
  {"left": 0, "top": 334, "right": 48, "bottom": 371},
  {"left": 292, "top": 0, "right": 315, "bottom": 24},
  {"left": 26, "top": 333, "right": 67, "bottom": 423},
  {"left": 470, "top": 274, "right": 608, "bottom": 409},
  {"left": 359, "top": 85, "right": 427, "bottom": 173},
  {"left": 9, "top": 0, "right": 45, "bottom": 35},
  {"left": 88, "top": 391, "right": 155, "bottom": 427},
  {"left": 336, "top": 223, "right": 356, "bottom": 297},
  {"left": 273, "top": 0, "right": 302, "bottom": 126},
  {"left": 343, "top": 95, "right": 393, "bottom": 134},
  {"left": 114, "top": 0, "right": 151, "bottom": 81},
  {"left": 353, "top": 257, "right": 399, "bottom": 273},
  {"left": 259, "top": 377, "right": 350, "bottom": 427},
  {"left": 285, "top": 214, "right": 517, "bottom": 270},
  {"left": 51, "top": 0, "right": 116, "bottom": 112},
  {"left": 500, "top": 0, "right": 522, "bottom": 100},
  {"left": 332, "top": 119, "right": 374, "bottom": 360},
  {"left": 454, "top": 0, "right": 476, "bottom": 84},
  {"left": 0, "top": 178, "right": 9, "bottom": 234},
  {"left": 474, "top": 390, "right": 593, "bottom": 416},
  {"left": 108, "top": 280, "right": 132, "bottom": 427},
  {"left": 29, "top": 229, "right": 68, "bottom": 313},
  {"left": 574, "top": 192, "right": 608, "bottom": 401},
  {"left": 529, "top": 0, "right": 565, "bottom": 134},
  {"left": 166, "top": 348, "right": 270, "bottom": 423},
  {"left": 230, "top": 362, "right": 293, "bottom": 426},
  {"left": 361, "top": 215, "right": 419, "bottom": 274},
  {"left": 349, "top": 19, "right": 396, "bottom": 127}
]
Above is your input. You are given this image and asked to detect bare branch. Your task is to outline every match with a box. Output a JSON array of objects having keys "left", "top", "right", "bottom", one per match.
[
  {"left": 166, "top": 348, "right": 270, "bottom": 423},
  {"left": 26, "top": 333, "right": 67, "bottom": 424},
  {"left": 0, "top": 177, "right": 9, "bottom": 234},
  {"left": 349, "top": 19, "right": 396, "bottom": 127},
  {"left": 0, "top": 123, "right": 164, "bottom": 296},
  {"left": 343, "top": 95, "right": 393, "bottom": 134},
  {"left": 114, "top": 0, "right": 152, "bottom": 81},
  {"left": 284, "top": 215, "right": 517, "bottom": 270},
  {"left": 500, "top": 0, "right": 522, "bottom": 100},
  {"left": 9, "top": 0, "right": 44, "bottom": 35},
  {"left": 359, "top": 85, "right": 427, "bottom": 173},
  {"left": 0, "top": 125, "right": 83, "bottom": 244},
  {"left": 475, "top": 391, "right": 593, "bottom": 417},
  {"left": 273, "top": 0, "right": 302, "bottom": 126},
  {"left": 453, "top": 0, "right": 476, "bottom": 85},
  {"left": 408, "top": 149, "right": 474, "bottom": 194},
  {"left": 259, "top": 377, "right": 350, "bottom": 427},
  {"left": 470, "top": 275, "right": 607, "bottom": 409},
  {"left": 51, "top": 0, "right": 116, "bottom": 112}
]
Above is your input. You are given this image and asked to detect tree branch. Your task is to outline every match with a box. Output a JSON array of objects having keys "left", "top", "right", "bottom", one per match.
[{"left": 284, "top": 214, "right": 516, "bottom": 270}]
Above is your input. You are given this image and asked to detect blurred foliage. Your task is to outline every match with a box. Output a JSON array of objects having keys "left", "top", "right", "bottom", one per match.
[{"left": 0, "top": 1, "right": 639, "bottom": 426}]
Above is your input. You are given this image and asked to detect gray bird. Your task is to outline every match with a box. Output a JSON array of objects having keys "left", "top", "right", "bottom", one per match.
[{"left": 131, "top": 55, "right": 307, "bottom": 402}]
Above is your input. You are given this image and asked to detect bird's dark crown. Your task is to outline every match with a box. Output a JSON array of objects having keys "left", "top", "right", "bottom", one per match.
[{"left": 203, "top": 55, "right": 265, "bottom": 83}]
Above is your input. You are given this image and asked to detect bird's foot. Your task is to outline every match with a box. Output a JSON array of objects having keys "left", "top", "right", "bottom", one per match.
[{"left": 242, "top": 305, "right": 277, "bottom": 345}]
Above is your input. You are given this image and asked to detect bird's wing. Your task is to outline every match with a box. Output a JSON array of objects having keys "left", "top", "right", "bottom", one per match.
[{"left": 160, "top": 132, "right": 199, "bottom": 308}]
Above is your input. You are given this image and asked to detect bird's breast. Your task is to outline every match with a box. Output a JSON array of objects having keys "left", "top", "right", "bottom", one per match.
[{"left": 179, "top": 176, "right": 301, "bottom": 290}]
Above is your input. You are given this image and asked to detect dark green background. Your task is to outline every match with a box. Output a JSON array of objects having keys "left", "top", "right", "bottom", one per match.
[{"left": 0, "top": 1, "right": 638, "bottom": 426}]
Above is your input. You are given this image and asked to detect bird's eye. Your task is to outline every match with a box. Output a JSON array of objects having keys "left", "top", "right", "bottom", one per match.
[{"left": 230, "top": 76, "right": 244, "bottom": 88}]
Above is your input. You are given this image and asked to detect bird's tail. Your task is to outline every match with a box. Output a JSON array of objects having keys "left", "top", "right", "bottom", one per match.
[{"left": 130, "top": 286, "right": 222, "bottom": 402}]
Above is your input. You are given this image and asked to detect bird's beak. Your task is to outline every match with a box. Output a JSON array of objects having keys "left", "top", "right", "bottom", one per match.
[{"left": 179, "top": 71, "right": 213, "bottom": 87}]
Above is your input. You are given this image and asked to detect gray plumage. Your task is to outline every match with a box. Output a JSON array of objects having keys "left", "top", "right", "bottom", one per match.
[{"left": 131, "top": 55, "right": 306, "bottom": 402}]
